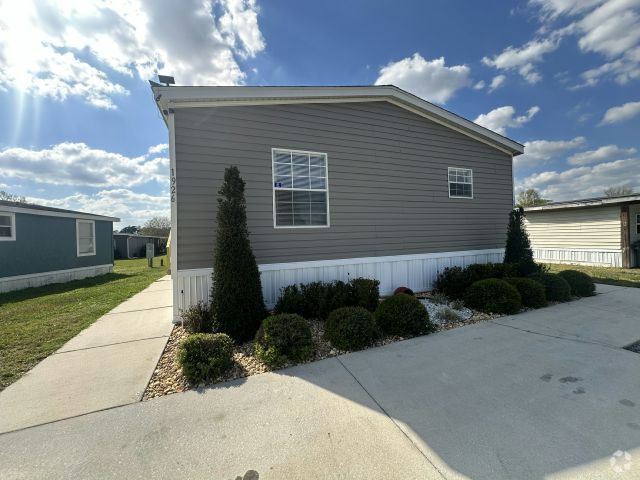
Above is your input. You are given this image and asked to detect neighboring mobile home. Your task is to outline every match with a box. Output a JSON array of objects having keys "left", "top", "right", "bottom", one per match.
[
  {"left": 524, "top": 195, "right": 640, "bottom": 268},
  {"left": 113, "top": 233, "right": 168, "bottom": 259},
  {"left": 0, "top": 201, "right": 119, "bottom": 293},
  {"left": 151, "top": 84, "right": 524, "bottom": 320}
]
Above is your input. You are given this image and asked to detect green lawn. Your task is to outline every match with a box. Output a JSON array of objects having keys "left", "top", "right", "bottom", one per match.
[
  {"left": 0, "top": 256, "right": 168, "bottom": 391},
  {"left": 545, "top": 263, "right": 640, "bottom": 288}
]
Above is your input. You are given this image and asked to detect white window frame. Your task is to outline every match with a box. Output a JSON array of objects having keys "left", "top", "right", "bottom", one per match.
[
  {"left": 271, "top": 147, "right": 330, "bottom": 229},
  {"left": 76, "top": 219, "right": 96, "bottom": 257},
  {"left": 0, "top": 212, "right": 16, "bottom": 241},
  {"left": 448, "top": 167, "right": 474, "bottom": 199}
]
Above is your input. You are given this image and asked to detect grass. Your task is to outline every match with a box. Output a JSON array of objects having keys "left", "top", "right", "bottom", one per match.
[
  {"left": 0, "top": 256, "right": 168, "bottom": 391},
  {"left": 545, "top": 263, "right": 640, "bottom": 288}
]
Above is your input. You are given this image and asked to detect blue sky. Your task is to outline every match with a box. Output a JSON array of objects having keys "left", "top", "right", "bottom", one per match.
[{"left": 1, "top": 0, "right": 639, "bottom": 228}]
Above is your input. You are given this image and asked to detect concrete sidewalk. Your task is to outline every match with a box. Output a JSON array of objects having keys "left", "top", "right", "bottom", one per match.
[
  {"left": 0, "top": 276, "right": 173, "bottom": 434},
  {"left": 2, "top": 284, "right": 640, "bottom": 479}
]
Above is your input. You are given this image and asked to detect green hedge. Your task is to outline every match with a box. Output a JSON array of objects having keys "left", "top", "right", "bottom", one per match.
[
  {"left": 374, "top": 294, "right": 435, "bottom": 336},
  {"left": 177, "top": 333, "right": 234, "bottom": 383},
  {"left": 534, "top": 273, "right": 572, "bottom": 302},
  {"left": 557, "top": 270, "right": 595, "bottom": 297},
  {"left": 433, "top": 263, "right": 519, "bottom": 300},
  {"left": 275, "top": 278, "right": 380, "bottom": 319},
  {"left": 464, "top": 279, "right": 522, "bottom": 314},
  {"left": 324, "top": 307, "right": 379, "bottom": 351},
  {"left": 254, "top": 314, "right": 313, "bottom": 367},
  {"left": 504, "top": 277, "right": 547, "bottom": 309}
]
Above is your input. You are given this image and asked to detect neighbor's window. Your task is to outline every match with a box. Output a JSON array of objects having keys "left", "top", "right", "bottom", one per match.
[
  {"left": 76, "top": 219, "right": 96, "bottom": 256},
  {"left": 272, "top": 148, "right": 329, "bottom": 227},
  {"left": 0, "top": 212, "right": 15, "bottom": 241},
  {"left": 636, "top": 214, "right": 640, "bottom": 235},
  {"left": 448, "top": 167, "right": 473, "bottom": 198}
]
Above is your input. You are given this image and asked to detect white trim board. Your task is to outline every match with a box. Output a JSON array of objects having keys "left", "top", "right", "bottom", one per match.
[
  {"left": 532, "top": 247, "right": 622, "bottom": 267},
  {"left": 173, "top": 248, "right": 505, "bottom": 322},
  {"left": 0, "top": 264, "right": 113, "bottom": 293}
]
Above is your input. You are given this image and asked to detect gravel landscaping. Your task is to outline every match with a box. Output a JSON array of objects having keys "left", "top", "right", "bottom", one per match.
[{"left": 143, "top": 294, "right": 500, "bottom": 400}]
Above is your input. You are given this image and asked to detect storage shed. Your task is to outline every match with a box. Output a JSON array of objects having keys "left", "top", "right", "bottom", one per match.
[
  {"left": 113, "top": 234, "right": 168, "bottom": 259},
  {"left": 524, "top": 195, "right": 640, "bottom": 268},
  {"left": 0, "top": 200, "right": 119, "bottom": 293}
]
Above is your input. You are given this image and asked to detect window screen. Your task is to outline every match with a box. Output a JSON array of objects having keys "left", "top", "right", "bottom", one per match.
[
  {"left": 448, "top": 167, "right": 473, "bottom": 198},
  {"left": 273, "top": 149, "right": 328, "bottom": 227},
  {"left": 0, "top": 214, "right": 13, "bottom": 239},
  {"left": 77, "top": 220, "right": 95, "bottom": 255}
]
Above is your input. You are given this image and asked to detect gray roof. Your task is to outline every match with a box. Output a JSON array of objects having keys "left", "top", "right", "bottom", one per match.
[
  {"left": 524, "top": 194, "right": 640, "bottom": 212},
  {"left": 0, "top": 200, "right": 120, "bottom": 222},
  {"left": 150, "top": 84, "right": 524, "bottom": 156}
]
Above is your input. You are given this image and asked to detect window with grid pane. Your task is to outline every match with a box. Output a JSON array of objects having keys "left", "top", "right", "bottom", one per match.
[
  {"left": 273, "top": 149, "right": 328, "bottom": 227},
  {"left": 0, "top": 213, "right": 15, "bottom": 240},
  {"left": 76, "top": 219, "right": 96, "bottom": 256},
  {"left": 448, "top": 167, "right": 473, "bottom": 198}
]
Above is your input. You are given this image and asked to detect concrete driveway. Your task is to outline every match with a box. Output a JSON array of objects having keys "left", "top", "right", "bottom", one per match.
[{"left": 1, "top": 284, "right": 640, "bottom": 479}]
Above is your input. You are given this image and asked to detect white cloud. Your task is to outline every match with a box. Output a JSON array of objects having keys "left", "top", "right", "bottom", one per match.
[
  {"left": 516, "top": 136, "right": 586, "bottom": 167},
  {"left": 600, "top": 100, "right": 640, "bottom": 124},
  {"left": 0, "top": 142, "right": 168, "bottom": 187},
  {"left": 482, "top": 38, "right": 560, "bottom": 83},
  {"left": 474, "top": 105, "right": 540, "bottom": 135},
  {"left": 517, "top": 157, "right": 640, "bottom": 201},
  {"left": 375, "top": 53, "right": 472, "bottom": 104},
  {"left": 488, "top": 75, "right": 507, "bottom": 92},
  {"left": 26, "top": 189, "right": 169, "bottom": 228},
  {"left": 148, "top": 143, "right": 168, "bottom": 154},
  {"left": 473, "top": 80, "right": 486, "bottom": 90},
  {"left": 0, "top": 0, "right": 265, "bottom": 109},
  {"left": 568, "top": 144, "right": 637, "bottom": 164}
]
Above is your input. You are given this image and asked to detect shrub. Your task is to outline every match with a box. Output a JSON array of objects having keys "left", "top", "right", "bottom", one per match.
[
  {"left": 324, "top": 307, "right": 378, "bottom": 351},
  {"left": 465, "top": 263, "right": 518, "bottom": 284},
  {"left": 350, "top": 278, "right": 380, "bottom": 311},
  {"left": 436, "top": 307, "right": 462, "bottom": 323},
  {"left": 211, "top": 167, "right": 267, "bottom": 342},
  {"left": 504, "top": 207, "right": 540, "bottom": 276},
  {"left": 433, "top": 266, "right": 468, "bottom": 300},
  {"left": 464, "top": 279, "right": 522, "bottom": 314},
  {"left": 450, "top": 299, "right": 465, "bottom": 310},
  {"left": 504, "top": 277, "right": 547, "bottom": 309},
  {"left": 430, "top": 291, "right": 449, "bottom": 305},
  {"left": 533, "top": 273, "right": 572, "bottom": 302},
  {"left": 254, "top": 314, "right": 313, "bottom": 367},
  {"left": 177, "top": 333, "right": 234, "bottom": 383},
  {"left": 181, "top": 302, "right": 213, "bottom": 333},
  {"left": 557, "top": 270, "right": 595, "bottom": 297},
  {"left": 393, "top": 286, "right": 414, "bottom": 296},
  {"left": 374, "top": 294, "right": 435, "bottom": 336},
  {"left": 275, "top": 278, "right": 380, "bottom": 319}
]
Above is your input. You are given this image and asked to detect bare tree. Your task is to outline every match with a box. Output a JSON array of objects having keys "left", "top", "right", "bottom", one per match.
[
  {"left": 516, "top": 189, "right": 551, "bottom": 208},
  {"left": 604, "top": 186, "right": 634, "bottom": 198},
  {"left": 0, "top": 191, "right": 26, "bottom": 203},
  {"left": 140, "top": 216, "right": 170, "bottom": 237}
]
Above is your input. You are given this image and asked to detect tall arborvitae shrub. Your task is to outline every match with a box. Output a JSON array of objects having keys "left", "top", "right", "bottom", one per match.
[
  {"left": 504, "top": 207, "right": 539, "bottom": 276},
  {"left": 211, "top": 166, "right": 267, "bottom": 342}
]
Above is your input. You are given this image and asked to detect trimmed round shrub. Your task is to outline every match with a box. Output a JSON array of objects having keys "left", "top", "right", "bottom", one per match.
[
  {"left": 177, "top": 333, "right": 234, "bottom": 383},
  {"left": 374, "top": 294, "right": 435, "bottom": 336},
  {"left": 393, "top": 286, "right": 414, "bottom": 296},
  {"left": 324, "top": 307, "right": 379, "bottom": 351},
  {"left": 504, "top": 277, "right": 547, "bottom": 309},
  {"left": 557, "top": 270, "right": 595, "bottom": 297},
  {"left": 465, "top": 262, "right": 518, "bottom": 284},
  {"left": 534, "top": 273, "right": 572, "bottom": 302},
  {"left": 254, "top": 314, "right": 313, "bottom": 368},
  {"left": 464, "top": 279, "right": 522, "bottom": 314}
]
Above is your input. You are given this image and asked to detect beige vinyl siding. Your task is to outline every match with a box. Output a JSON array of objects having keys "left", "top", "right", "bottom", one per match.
[
  {"left": 174, "top": 101, "right": 514, "bottom": 270},
  {"left": 524, "top": 206, "right": 621, "bottom": 249}
]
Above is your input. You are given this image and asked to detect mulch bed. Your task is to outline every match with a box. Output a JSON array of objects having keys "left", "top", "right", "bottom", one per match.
[{"left": 143, "top": 296, "right": 501, "bottom": 401}]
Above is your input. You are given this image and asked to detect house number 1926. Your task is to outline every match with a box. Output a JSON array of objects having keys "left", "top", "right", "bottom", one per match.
[{"left": 170, "top": 168, "right": 176, "bottom": 202}]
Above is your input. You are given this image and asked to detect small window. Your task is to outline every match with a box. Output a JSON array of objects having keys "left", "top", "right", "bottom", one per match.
[
  {"left": 272, "top": 148, "right": 329, "bottom": 228},
  {"left": 448, "top": 167, "right": 473, "bottom": 198},
  {"left": 0, "top": 212, "right": 16, "bottom": 241},
  {"left": 636, "top": 214, "right": 640, "bottom": 235},
  {"left": 76, "top": 219, "right": 96, "bottom": 256}
]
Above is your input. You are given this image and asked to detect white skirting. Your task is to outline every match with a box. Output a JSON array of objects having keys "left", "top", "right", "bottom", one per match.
[
  {"left": 0, "top": 264, "right": 114, "bottom": 293},
  {"left": 532, "top": 247, "right": 622, "bottom": 267},
  {"left": 174, "top": 248, "right": 504, "bottom": 321}
]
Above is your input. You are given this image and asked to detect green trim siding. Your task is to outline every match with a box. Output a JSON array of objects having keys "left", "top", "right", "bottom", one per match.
[{"left": 0, "top": 213, "right": 113, "bottom": 278}]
